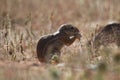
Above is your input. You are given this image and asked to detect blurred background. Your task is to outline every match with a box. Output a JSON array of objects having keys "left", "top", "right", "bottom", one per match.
[
  {"left": 0, "top": 0, "right": 120, "bottom": 80},
  {"left": 0, "top": 0, "right": 120, "bottom": 30}
]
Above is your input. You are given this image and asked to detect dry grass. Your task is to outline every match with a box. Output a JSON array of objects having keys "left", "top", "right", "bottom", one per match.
[{"left": 0, "top": 0, "right": 120, "bottom": 80}]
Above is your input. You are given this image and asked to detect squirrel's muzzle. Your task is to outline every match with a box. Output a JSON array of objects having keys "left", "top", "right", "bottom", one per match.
[{"left": 75, "top": 32, "right": 82, "bottom": 41}]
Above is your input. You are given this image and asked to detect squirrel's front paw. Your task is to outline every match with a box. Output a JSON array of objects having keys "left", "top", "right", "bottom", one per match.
[{"left": 75, "top": 33, "right": 82, "bottom": 41}]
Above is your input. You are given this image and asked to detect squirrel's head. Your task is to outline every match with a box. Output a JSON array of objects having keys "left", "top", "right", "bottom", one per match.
[{"left": 58, "top": 24, "right": 82, "bottom": 40}]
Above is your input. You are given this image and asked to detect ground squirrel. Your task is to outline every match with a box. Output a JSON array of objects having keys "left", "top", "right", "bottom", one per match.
[
  {"left": 88, "top": 23, "right": 120, "bottom": 52},
  {"left": 37, "top": 24, "right": 81, "bottom": 63}
]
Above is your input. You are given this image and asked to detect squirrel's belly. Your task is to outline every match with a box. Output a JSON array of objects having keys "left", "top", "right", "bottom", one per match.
[{"left": 44, "top": 40, "right": 64, "bottom": 62}]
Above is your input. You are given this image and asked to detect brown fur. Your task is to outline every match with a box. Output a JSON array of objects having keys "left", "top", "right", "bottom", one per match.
[
  {"left": 88, "top": 23, "right": 120, "bottom": 52},
  {"left": 37, "top": 24, "right": 81, "bottom": 63}
]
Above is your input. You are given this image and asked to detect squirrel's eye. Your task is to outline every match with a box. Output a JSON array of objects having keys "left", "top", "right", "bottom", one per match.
[{"left": 70, "top": 27, "right": 74, "bottom": 30}]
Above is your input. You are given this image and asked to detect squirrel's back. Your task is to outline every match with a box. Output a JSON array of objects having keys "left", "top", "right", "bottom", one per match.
[
  {"left": 88, "top": 23, "right": 120, "bottom": 51},
  {"left": 37, "top": 35, "right": 55, "bottom": 62}
]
